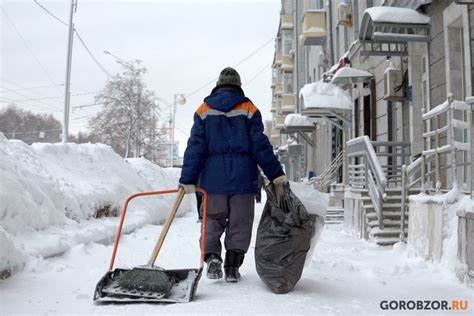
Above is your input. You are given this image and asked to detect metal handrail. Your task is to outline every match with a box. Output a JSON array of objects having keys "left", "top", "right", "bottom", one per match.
[
  {"left": 347, "top": 136, "right": 387, "bottom": 227},
  {"left": 399, "top": 95, "right": 472, "bottom": 241},
  {"left": 314, "top": 149, "right": 345, "bottom": 192}
]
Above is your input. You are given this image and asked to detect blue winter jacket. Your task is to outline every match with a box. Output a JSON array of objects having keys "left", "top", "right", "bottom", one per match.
[{"left": 179, "top": 86, "right": 284, "bottom": 195}]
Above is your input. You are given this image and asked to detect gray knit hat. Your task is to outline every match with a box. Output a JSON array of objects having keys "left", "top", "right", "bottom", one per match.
[{"left": 216, "top": 67, "right": 242, "bottom": 87}]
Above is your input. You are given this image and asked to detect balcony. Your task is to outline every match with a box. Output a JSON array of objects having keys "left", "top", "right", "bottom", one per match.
[
  {"left": 281, "top": 14, "right": 293, "bottom": 29},
  {"left": 271, "top": 100, "right": 277, "bottom": 112},
  {"left": 276, "top": 53, "right": 294, "bottom": 71},
  {"left": 281, "top": 94, "right": 296, "bottom": 113},
  {"left": 275, "top": 115, "right": 285, "bottom": 127},
  {"left": 300, "top": 10, "right": 327, "bottom": 46},
  {"left": 270, "top": 128, "right": 280, "bottom": 139},
  {"left": 274, "top": 83, "right": 283, "bottom": 96},
  {"left": 271, "top": 76, "right": 276, "bottom": 88}
]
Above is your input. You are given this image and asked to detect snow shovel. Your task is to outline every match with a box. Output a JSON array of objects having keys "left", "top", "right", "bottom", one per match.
[{"left": 93, "top": 187, "right": 208, "bottom": 303}]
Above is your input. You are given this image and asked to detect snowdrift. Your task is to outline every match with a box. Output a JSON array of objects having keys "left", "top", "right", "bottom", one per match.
[{"left": 0, "top": 133, "right": 193, "bottom": 274}]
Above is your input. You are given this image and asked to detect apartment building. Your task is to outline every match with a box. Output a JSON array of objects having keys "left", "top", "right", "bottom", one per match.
[{"left": 271, "top": 0, "right": 474, "bottom": 285}]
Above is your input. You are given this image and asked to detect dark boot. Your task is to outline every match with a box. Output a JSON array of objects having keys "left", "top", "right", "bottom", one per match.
[
  {"left": 224, "top": 250, "right": 244, "bottom": 282},
  {"left": 205, "top": 253, "right": 223, "bottom": 280}
]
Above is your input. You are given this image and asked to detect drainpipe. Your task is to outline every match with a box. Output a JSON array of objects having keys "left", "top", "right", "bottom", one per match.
[
  {"left": 327, "top": 0, "right": 335, "bottom": 66},
  {"left": 469, "top": 4, "right": 474, "bottom": 196},
  {"left": 295, "top": 0, "right": 300, "bottom": 113}
]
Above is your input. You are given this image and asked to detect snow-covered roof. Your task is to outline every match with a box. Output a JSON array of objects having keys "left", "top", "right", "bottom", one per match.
[
  {"left": 330, "top": 67, "right": 373, "bottom": 86},
  {"left": 300, "top": 81, "right": 352, "bottom": 110},
  {"left": 359, "top": 6, "right": 430, "bottom": 43},
  {"left": 364, "top": 6, "right": 430, "bottom": 25},
  {"left": 284, "top": 113, "right": 312, "bottom": 126}
]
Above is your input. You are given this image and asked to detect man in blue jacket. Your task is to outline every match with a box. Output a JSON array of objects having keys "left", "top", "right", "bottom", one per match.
[{"left": 179, "top": 67, "right": 287, "bottom": 282}]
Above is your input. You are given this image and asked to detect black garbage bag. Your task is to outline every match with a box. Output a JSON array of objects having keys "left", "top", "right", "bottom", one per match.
[{"left": 255, "top": 183, "right": 316, "bottom": 294}]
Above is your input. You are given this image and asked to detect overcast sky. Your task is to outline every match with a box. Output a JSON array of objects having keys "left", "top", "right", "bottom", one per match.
[{"left": 1, "top": 0, "right": 280, "bottom": 154}]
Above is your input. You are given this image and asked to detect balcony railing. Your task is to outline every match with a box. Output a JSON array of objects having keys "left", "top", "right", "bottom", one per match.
[
  {"left": 270, "top": 128, "right": 280, "bottom": 139},
  {"left": 281, "top": 14, "right": 293, "bottom": 29},
  {"left": 271, "top": 100, "right": 277, "bottom": 113},
  {"left": 281, "top": 94, "right": 295, "bottom": 113},
  {"left": 300, "top": 10, "right": 326, "bottom": 45},
  {"left": 276, "top": 53, "right": 294, "bottom": 71},
  {"left": 275, "top": 115, "right": 285, "bottom": 126},
  {"left": 274, "top": 83, "right": 283, "bottom": 96}
]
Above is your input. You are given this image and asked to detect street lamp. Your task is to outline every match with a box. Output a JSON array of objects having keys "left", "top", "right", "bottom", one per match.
[
  {"left": 103, "top": 50, "right": 133, "bottom": 70},
  {"left": 171, "top": 93, "right": 186, "bottom": 168}
]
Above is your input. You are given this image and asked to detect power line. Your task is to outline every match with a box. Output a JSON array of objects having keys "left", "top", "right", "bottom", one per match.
[
  {"left": 242, "top": 63, "right": 272, "bottom": 87},
  {"left": 0, "top": 96, "right": 48, "bottom": 111},
  {"left": 34, "top": 1, "right": 112, "bottom": 78},
  {"left": 185, "top": 36, "right": 275, "bottom": 98},
  {"left": 0, "top": 82, "right": 64, "bottom": 93},
  {"left": 71, "top": 102, "right": 103, "bottom": 109},
  {"left": 0, "top": 85, "right": 61, "bottom": 110},
  {"left": 74, "top": 30, "right": 112, "bottom": 77},
  {"left": 34, "top": 0, "right": 67, "bottom": 26},
  {"left": 0, "top": 79, "right": 64, "bottom": 109},
  {"left": 1, "top": 6, "right": 63, "bottom": 95},
  {"left": 0, "top": 88, "right": 100, "bottom": 104}
]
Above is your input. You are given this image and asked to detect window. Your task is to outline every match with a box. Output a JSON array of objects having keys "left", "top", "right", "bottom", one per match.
[
  {"left": 304, "top": 0, "right": 323, "bottom": 10},
  {"left": 276, "top": 96, "right": 283, "bottom": 115},
  {"left": 276, "top": 38, "right": 282, "bottom": 54},
  {"left": 282, "top": 30, "right": 293, "bottom": 55},
  {"left": 443, "top": 4, "right": 471, "bottom": 100},
  {"left": 448, "top": 25, "right": 466, "bottom": 100},
  {"left": 283, "top": 0, "right": 293, "bottom": 14},
  {"left": 283, "top": 73, "right": 293, "bottom": 94}
]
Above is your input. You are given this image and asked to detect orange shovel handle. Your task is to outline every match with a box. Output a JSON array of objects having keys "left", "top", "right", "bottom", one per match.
[{"left": 108, "top": 188, "right": 208, "bottom": 271}]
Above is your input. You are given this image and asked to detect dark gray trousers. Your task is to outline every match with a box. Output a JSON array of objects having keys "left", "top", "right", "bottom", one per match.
[{"left": 203, "top": 194, "right": 255, "bottom": 258}]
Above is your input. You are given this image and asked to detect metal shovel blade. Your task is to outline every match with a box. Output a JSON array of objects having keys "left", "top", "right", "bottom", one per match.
[{"left": 94, "top": 267, "right": 203, "bottom": 303}]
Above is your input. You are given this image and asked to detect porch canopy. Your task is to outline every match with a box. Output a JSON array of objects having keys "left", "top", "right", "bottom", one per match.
[
  {"left": 359, "top": 6, "right": 430, "bottom": 56},
  {"left": 300, "top": 81, "right": 352, "bottom": 130},
  {"left": 278, "top": 113, "right": 316, "bottom": 147},
  {"left": 330, "top": 66, "right": 373, "bottom": 86}
]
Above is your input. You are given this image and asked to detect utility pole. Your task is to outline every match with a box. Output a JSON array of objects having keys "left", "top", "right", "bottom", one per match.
[
  {"left": 62, "top": 0, "right": 77, "bottom": 144},
  {"left": 170, "top": 94, "right": 186, "bottom": 168}
]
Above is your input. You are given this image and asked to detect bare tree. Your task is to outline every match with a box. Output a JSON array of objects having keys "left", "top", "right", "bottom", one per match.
[
  {"left": 88, "top": 60, "right": 164, "bottom": 160},
  {"left": 0, "top": 105, "right": 62, "bottom": 144}
]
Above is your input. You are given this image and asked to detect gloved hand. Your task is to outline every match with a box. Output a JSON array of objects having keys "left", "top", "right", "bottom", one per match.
[
  {"left": 178, "top": 183, "right": 196, "bottom": 194},
  {"left": 272, "top": 175, "right": 288, "bottom": 206},
  {"left": 272, "top": 175, "right": 288, "bottom": 185}
]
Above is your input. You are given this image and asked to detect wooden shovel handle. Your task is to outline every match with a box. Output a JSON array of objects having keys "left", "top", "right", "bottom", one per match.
[{"left": 147, "top": 187, "right": 186, "bottom": 266}]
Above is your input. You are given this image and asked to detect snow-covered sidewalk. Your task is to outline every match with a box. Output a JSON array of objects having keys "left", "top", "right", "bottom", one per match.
[{"left": 0, "top": 194, "right": 472, "bottom": 315}]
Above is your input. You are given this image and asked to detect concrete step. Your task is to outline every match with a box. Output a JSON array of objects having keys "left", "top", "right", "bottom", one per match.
[
  {"left": 385, "top": 188, "right": 420, "bottom": 195},
  {"left": 363, "top": 203, "right": 402, "bottom": 211},
  {"left": 368, "top": 219, "right": 401, "bottom": 227},
  {"left": 325, "top": 220, "right": 343, "bottom": 225},
  {"left": 361, "top": 195, "right": 403, "bottom": 203},
  {"left": 366, "top": 211, "right": 406, "bottom": 221},
  {"left": 369, "top": 226, "right": 407, "bottom": 236},
  {"left": 373, "top": 237, "right": 401, "bottom": 246}
]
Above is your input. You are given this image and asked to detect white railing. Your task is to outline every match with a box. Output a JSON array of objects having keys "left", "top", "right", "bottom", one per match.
[
  {"left": 314, "top": 149, "right": 344, "bottom": 192},
  {"left": 400, "top": 94, "right": 472, "bottom": 241},
  {"left": 347, "top": 136, "right": 387, "bottom": 228}
]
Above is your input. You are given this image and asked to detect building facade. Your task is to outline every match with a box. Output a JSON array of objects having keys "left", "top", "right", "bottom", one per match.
[{"left": 271, "top": 0, "right": 474, "bottom": 285}]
